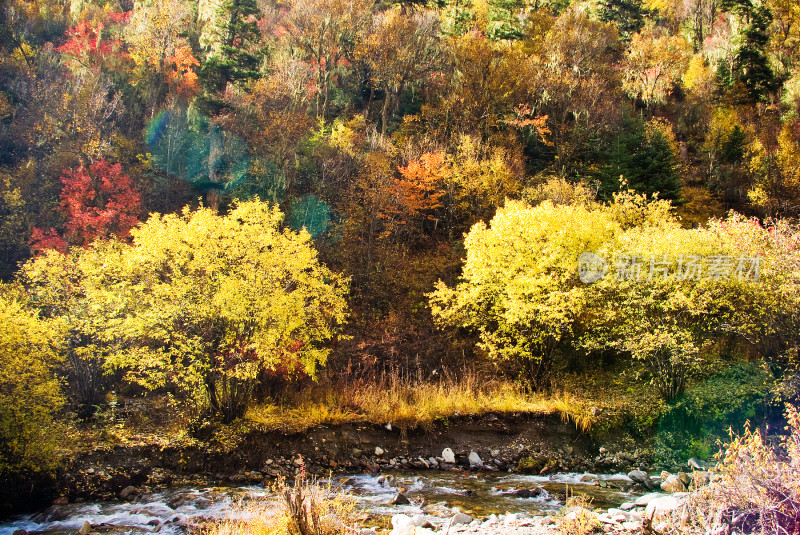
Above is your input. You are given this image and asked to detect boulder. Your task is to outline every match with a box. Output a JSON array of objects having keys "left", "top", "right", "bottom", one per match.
[
  {"left": 391, "top": 492, "right": 411, "bottom": 505},
  {"left": 661, "top": 475, "right": 687, "bottom": 493},
  {"left": 512, "top": 488, "right": 542, "bottom": 498},
  {"left": 468, "top": 451, "right": 483, "bottom": 468},
  {"left": 119, "top": 486, "right": 138, "bottom": 500},
  {"left": 78, "top": 521, "right": 92, "bottom": 535},
  {"left": 634, "top": 492, "right": 665, "bottom": 507},
  {"left": 391, "top": 514, "right": 412, "bottom": 529},
  {"left": 451, "top": 512, "right": 473, "bottom": 525},
  {"left": 688, "top": 457, "right": 706, "bottom": 470},
  {"left": 627, "top": 470, "right": 649, "bottom": 485},
  {"left": 442, "top": 448, "right": 456, "bottom": 464},
  {"left": 409, "top": 515, "right": 434, "bottom": 528},
  {"left": 678, "top": 472, "right": 692, "bottom": 486},
  {"left": 645, "top": 495, "right": 686, "bottom": 521}
]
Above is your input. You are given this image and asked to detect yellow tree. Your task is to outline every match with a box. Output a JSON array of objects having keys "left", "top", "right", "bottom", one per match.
[
  {"left": 126, "top": 0, "right": 196, "bottom": 108},
  {"left": 355, "top": 8, "right": 442, "bottom": 134},
  {"left": 31, "top": 201, "right": 348, "bottom": 421},
  {"left": 0, "top": 290, "right": 64, "bottom": 479},
  {"left": 621, "top": 28, "right": 691, "bottom": 107},
  {"left": 428, "top": 199, "right": 625, "bottom": 389}
]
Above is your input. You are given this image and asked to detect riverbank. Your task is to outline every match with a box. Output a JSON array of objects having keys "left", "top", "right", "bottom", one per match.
[{"left": 4, "top": 409, "right": 666, "bottom": 516}]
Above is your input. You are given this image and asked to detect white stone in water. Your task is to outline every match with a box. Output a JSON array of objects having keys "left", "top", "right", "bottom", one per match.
[
  {"left": 634, "top": 492, "right": 664, "bottom": 506},
  {"left": 646, "top": 495, "right": 686, "bottom": 521},
  {"left": 468, "top": 451, "right": 483, "bottom": 468},
  {"left": 409, "top": 515, "right": 430, "bottom": 527},
  {"left": 442, "top": 448, "right": 456, "bottom": 464},
  {"left": 451, "top": 512, "right": 473, "bottom": 525},
  {"left": 504, "top": 513, "right": 519, "bottom": 524},
  {"left": 375, "top": 447, "right": 385, "bottom": 456},
  {"left": 391, "top": 514, "right": 412, "bottom": 529}
]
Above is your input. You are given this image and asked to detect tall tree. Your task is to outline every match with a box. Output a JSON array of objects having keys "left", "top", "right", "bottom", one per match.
[
  {"left": 721, "top": 0, "right": 779, "bottom": 100},
  {"left": 199, "top": 0, "right": 263, "bottom": 97}
]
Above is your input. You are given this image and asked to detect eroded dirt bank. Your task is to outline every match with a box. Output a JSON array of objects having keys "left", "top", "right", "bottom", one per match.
[
  {"left": 5, "top": 412, "right": 656, "bottom": 515},
  {"left": 64, "top": 413, "right": 605, "bottom": 500}
]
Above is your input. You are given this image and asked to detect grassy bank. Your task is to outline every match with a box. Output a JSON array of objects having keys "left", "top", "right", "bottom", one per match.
[
  {"left": 75, "top": 368, "right": 664, "bottom": 454},
  {"left": 245, "top": 372, "right": 597, "bottom": 434}
]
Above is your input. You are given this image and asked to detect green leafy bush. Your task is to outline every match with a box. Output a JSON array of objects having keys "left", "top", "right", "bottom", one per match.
[{"left": 656, "top": 362, "right": 774, "bottom": 459}]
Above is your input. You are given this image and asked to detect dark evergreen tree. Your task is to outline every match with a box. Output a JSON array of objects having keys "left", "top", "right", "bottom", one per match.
[
  {"left": 597, "top": 114, "right": 683, "bottom": 202},
  {"left": 599, "top": 0, "right": 647, "bottom": 40},
  {"left": 199, "top": 0, "right": 263, "bottom": 93},
  {"left": 720, "top": 0, "right": 778, "bottom": 101}
]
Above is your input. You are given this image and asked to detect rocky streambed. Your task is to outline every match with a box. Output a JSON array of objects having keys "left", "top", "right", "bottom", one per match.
[
  {"left": 1, "top": 413, "right": 708, "bottom": 534},
  {"left": 0, "top": 467, "right": 710, "bottom": 535}
]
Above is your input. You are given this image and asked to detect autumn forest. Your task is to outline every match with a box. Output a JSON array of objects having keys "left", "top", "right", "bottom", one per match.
[{"left": 2, "top": 0, "right": 800, "bottom": 519}]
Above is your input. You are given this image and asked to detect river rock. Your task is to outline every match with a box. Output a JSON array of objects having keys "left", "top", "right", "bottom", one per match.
[
  {"left": 78, "top": 521, "right": 92, "bottom": 535},
  {"left": 409, "top": 515, "right": 433, "bottom": 528},
  {"left": 688, "top": 457, "right": 706, "bottom": 470},
  {"left": 119, "top": 486, "right": 137, "bottom": 500},
  {"left": 391, "top": 492, "right": 411, "bottom": 505},
  {"left": 634, "top": 492, "right": 665, "bottom": 506},
  {"left": 375, "top": 447, "right": 385, "bottom": 456},
  {"left": 392, "top": 514, "right": 412, "bottom": 528},
  {"left": 468, "top": 451, "right": 483, "bottom": 468},
  {"left": 627, "top": 470, "right": 649, "bottom": 486},
  {"left": 451, "top": 512, "right": 473, "bottom": 525},
  {"left": 661, "top": 475, "right": 687, "bottom": 493},
  {"left": 442, "top": 448, "right": 456, "bottom": 464},
  {"left": 678, "top": 472, "right": 692, "bottom": 486},
  {"left": 645, "top": 494, "right": 687, "bottom": 521},
  {"left": 512, "top": 487, "right": 542, "bottom": 498}
]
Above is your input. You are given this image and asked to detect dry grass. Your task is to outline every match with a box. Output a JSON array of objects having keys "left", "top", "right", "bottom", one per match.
[
  {"left": 201, "top": 464, "right": 360, "bottom": 535},
  {"left": 658, "top": 404, "right": 800, "bottom": 535},
  {"left": 555, "top": 494, "right": 600, "bottom": 535},
  {"left": 246, "top": 370, "right": 596, "bottom": 432}
]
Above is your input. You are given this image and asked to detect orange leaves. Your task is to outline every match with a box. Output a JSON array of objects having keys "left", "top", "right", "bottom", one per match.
[
  {"left": 384, "top": 152, "right": 448, "bottom": 227},
  {"left": 167, "top": 46, "right": 200, "bottom": 97},
  {"left": 504, "top": 105, "right": 553, "bottom": 146}
]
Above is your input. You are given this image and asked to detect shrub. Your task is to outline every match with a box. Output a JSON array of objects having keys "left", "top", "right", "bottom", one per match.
[
  {"left": 656, "top": 362, "right": 774, "bottom": 460},
  {"left": 662, "top": 404, "right": 800, "bottom": 534},
  {"left": 0, "top": 291, "right": 64, "bottom": 480}
]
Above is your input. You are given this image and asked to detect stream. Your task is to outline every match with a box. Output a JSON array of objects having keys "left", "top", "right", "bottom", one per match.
[{"left": 0, "top": 471, "right": 645, "bottom": 534}]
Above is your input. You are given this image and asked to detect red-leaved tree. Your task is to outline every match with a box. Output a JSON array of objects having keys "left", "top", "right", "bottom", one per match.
[{"left": 32, "top": 160, "right": 141, "bottom": 252}]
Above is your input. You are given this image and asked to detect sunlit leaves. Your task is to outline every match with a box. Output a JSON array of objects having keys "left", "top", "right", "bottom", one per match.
[
  {"left": 0, "top": 290, "right": 64, "bottom": 478},
  {"left": 621, "top": 28, "right": 691, "bottom": 106},
  {"left": 80, "top": 201, "right": 348, "bottom": 420}
]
